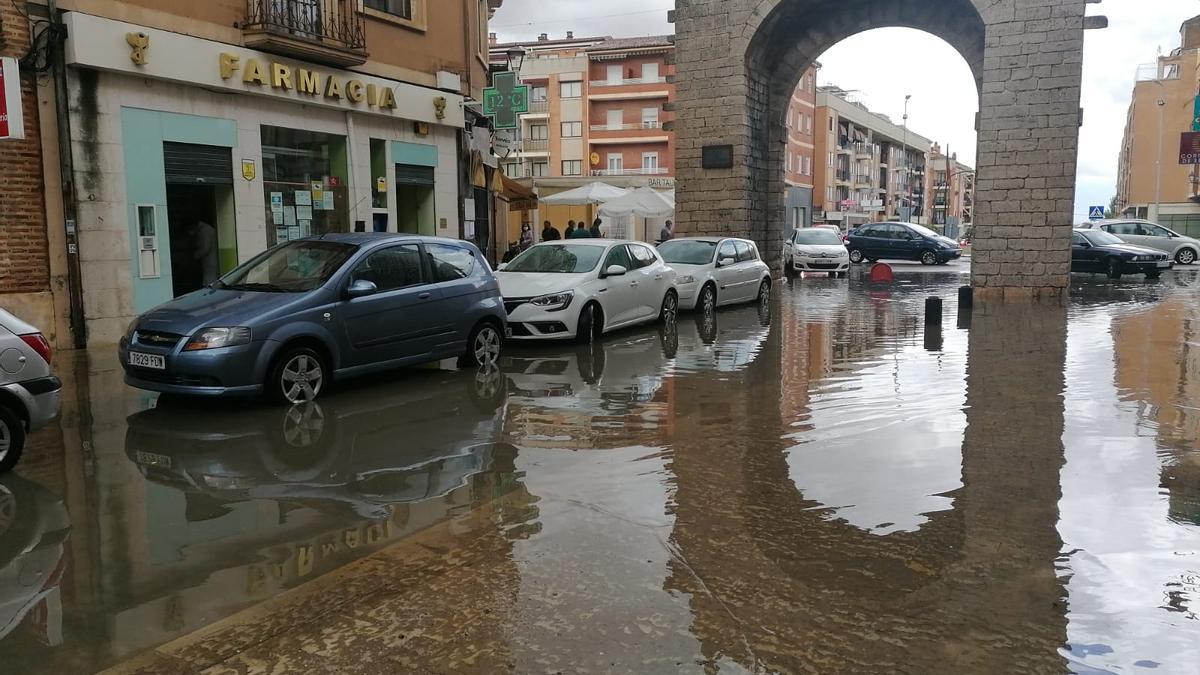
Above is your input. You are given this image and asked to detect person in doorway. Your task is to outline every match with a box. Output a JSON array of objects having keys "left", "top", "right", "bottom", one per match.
[
  {"left": 519, "top": 223, "right": 534, "bottom": 250},
  {"left": 541, "top": 220, "right": 561, "bottom": 241},
  {"left": 567, "top": 221, "right": 591, "bottom": 239},
  {"left": 194, "top": 220, "right": 219, "bottom": 286},
  {"left": 659, "top": 219, "right": 675, "bottom": 243},
  {"left": 590, "top": 218, "right": 603, "bottom": 239}
]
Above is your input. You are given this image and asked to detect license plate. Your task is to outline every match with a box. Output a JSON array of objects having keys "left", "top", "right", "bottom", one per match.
[
  {"left": 1157, "top": 261, "right": 1171, "bottom": 268},
  {"left": 128, "top": 351, "right": 166, "bottom": 370},
  {"left": 135, "top": 451, "right": 172, "bottom": 468}
]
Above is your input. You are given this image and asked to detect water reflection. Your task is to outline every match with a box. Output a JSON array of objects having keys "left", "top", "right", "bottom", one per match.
[{"left": 0, "top": 475, "right": 69, "bottom": 649}]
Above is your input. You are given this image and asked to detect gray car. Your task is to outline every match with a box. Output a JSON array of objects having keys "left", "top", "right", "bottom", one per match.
[
  {"left": 0, "top": 309, "right": 62, "bottom": 474},
  {"left": 119, "top": 234, "right": 507, "bottom": 404},
  {"left": 1080, "top": 220, "right": 1200, "bottom": 265}
]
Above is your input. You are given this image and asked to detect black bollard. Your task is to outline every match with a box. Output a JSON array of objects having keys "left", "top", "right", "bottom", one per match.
[
  {"left": 925, "top": 297, "right": 943, "bottom": 326},
  {"left": 958, "top": 285, "right": 973, "bottom": 309},
  {"left": 924, "top": 322, "right": 944, "bottom": 352},
  {"left": 957, "top": 303, "right": 972, "bottom": 330}
]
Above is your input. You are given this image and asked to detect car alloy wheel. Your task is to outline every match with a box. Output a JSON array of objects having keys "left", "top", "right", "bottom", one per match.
[
  {"left": 0, "top": 405, "right": 24, "bottom": 474},
  {"left": 757, "top": 279, "right": 772, "bottom": 306},
  {"left": 849, "top": 249, "right": 864, "bottom": 264},
  {"left": 921, "top": 250, "right": 938, "bottom": 266},
  {"left": 1107, "top": 258, "right": 1123, "bottom": 280},
  {"left": 700, "top": 285, "right": 717, "bottom": 312},
  {"left": 472, "top": 324, "right": 502, "bottom": 366},
  {"left": 282, "top": 403, "right": 327, "bottom": 449},
  {"left": 660, "top": 291, "right": 679, "bottom": 324},
  {"left": 281, "top": 353, "right": 325, "bottom": 403},
  {"left": 1177, "top": 248, "right": 1197, "bottom": 265}
]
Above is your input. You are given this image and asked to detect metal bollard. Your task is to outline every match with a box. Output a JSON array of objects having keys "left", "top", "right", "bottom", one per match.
[{"left": 925, "top": 297, "right": 943, "bottom": 326}]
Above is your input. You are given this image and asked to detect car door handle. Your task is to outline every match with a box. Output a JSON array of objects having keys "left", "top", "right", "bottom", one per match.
[
  {"left": 630, "top": 281, "right": 640, "bottom": 286},
  {"left": 654, "top": 274, "right": 664, "bottom": 280},
  {"left": 418, "top": 292, "right": 432, "bottom": 300}
]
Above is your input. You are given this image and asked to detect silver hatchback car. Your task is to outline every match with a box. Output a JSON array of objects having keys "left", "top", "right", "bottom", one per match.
[
  {"left": 0, "top": 309, "right": 62, "bottom": 474},
  {"left": 1080, "top": 220, "right": 1200, "bottom": 265}
]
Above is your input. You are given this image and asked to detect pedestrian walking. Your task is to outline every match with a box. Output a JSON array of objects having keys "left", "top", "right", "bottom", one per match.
[
  {"left": 589, "top": 217, "right": 603, "bottom": 238},
  {"left": 541, "top": 220, "right": 561, "bottom": 241},
  {"left": 659, "top": 219, "right": 675, "bottom": 243}
]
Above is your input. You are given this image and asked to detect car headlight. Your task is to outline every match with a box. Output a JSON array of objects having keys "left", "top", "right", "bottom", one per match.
[
  {"left": 1134, "top": 255, "right": 1152, "bottom": 262},
  {"left": 940, "top": 241, "right": 958, "bottom": 249},
  {"left": 124, "top": 319, "right": 139, "bottom": 341},
  {"left": 183, "top": 327, "right": 252, "bottom": 351},
  {"left": 530, "top": 291, "right": 574, "bottom": 312},
  {"left": 677, "top": 274, "right": 696, "bottom": 285}
]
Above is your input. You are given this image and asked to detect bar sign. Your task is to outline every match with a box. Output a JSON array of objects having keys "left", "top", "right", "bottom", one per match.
[
  {"left": 0, "top": 57, "right": 25, "bottom": 140},
  {"left": 1179, "top": 132, "right": 1200, "bottom": 165}
]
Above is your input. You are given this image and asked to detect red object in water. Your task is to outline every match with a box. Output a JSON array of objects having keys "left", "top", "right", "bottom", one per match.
[{"left": 869, "top": 263, "right": 895, "bottom": 283}]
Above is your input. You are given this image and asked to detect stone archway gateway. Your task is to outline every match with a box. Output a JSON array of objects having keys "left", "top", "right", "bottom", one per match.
[{"left": 669, "top": 0, "right": 1105, "bottom": 296}]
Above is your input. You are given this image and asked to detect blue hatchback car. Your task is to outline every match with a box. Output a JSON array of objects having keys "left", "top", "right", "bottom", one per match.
[
  {"left": 119, "top": 234, "right": 507, "bottom": 404},
  {"left": 846, "top": 221, "right": 963, "bottom": 266}
]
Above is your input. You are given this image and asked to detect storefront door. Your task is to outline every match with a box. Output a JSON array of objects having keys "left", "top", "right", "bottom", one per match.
[
  {"left": 163, "top": 142, "right": 236, "bottom": 298},
  {"left": 395, "top": 165, "right": 435, "bottom": 235}
]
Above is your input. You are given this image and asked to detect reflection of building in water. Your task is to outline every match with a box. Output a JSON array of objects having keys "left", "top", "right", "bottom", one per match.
[
  {"left": 663, "top": 299, "right": 1069, "bottom": 672},
  {"left": 1112, "top": 300, "right": 1200, "bottom": 524}
]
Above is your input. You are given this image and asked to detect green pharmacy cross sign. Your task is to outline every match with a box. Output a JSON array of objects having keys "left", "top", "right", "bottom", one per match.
[{"left": 483, "top": 71, "right": 529, "bottom": 130}]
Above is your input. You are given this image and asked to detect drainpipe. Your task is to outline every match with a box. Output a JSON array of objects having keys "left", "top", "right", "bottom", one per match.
[{"left": 47, "top": 0, "right": 87, "bottom": 348}]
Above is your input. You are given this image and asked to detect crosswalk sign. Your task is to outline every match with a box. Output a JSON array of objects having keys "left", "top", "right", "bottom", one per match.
[{"left": 1088, "top": 205, "right": 1105, "bottom": 220}]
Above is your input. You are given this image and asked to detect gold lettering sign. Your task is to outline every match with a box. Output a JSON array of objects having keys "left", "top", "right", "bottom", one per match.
[
  {"left": 297, "top": 545, "right": 315, "bottom": 577},
  {"left": 216, "top": 55, "right": 400, "bottom": 111},
  {"left": 343, "top": 528, "right": 361, "bottom": 548}
]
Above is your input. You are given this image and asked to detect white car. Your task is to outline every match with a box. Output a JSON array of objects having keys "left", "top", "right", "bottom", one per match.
[
  {"left": 783, "top": 227, "right": 851, "bottom": 276},
  {"left": 1080, "top": 220, "right": 1199, "bottom": 265},
  {"left": 497, "top": 240, "right": 678, "bottom": 342},
  {"left": 657, "top": 237, "right": 773, "bottom": 312},
  {"left": 0, "top": 309, "right": 61, "bottom": 474}
]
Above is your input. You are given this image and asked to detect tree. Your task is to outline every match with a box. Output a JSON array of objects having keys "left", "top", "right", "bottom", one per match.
[{"left": 1105, "top": 195, "right": 1120, "bottom": 220}]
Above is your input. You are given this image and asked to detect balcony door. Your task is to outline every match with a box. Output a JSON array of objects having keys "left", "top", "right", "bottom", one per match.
[
  {"left": 607, "top": 154, "right": 623, "bottom": 175},
  {"left": 642, "top": 62, "right": 659, "bottom": 82},
  {"left": 606, "top": 109, "right": 623, "bottom": 130},
  {"left": 607, "top": 65, "right": 622, "bottom": 85},
  {"left": 642, "top": 152, "right": 659, "bottom": 174}
]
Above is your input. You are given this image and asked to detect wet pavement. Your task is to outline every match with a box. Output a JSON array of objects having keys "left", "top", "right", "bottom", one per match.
[{"left": 2, "top": 264, "right": 1200, "bottom": 673}]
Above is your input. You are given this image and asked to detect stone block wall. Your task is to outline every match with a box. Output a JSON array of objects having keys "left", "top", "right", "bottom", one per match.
[{"left": 673, "top": 0, "right": 1089, "bottom": 294}]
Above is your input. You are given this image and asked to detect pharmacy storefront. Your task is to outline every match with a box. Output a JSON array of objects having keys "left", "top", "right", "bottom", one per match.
[{"left": 62, "top": 12, "right": 466, "bottom": 341}]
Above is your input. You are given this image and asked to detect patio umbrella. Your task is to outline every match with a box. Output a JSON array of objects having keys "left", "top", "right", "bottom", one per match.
[
  {"left": 597, "top": 187, "right": 676, "bottom": 219},
  {"left": 539, "top": 182, "right": 631, "bottom": 205}
]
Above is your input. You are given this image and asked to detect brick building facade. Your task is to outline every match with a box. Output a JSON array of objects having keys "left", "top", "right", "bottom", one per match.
[{"left": 0, "top": 2, "right": 55, "bottom": 336}]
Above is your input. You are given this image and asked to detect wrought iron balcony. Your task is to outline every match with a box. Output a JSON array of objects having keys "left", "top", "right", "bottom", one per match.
[{"left": 243, "top": 0, "right": 368, "bottom": 67}]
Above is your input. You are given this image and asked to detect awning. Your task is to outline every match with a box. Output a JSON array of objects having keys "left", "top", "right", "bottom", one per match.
[{"left": 497, "top": 172, "right": 537, "bottom": 211}]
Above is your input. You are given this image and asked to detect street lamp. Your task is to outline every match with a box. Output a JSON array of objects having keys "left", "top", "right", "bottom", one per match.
[
  {"left": 1155, "top": 95, "right": 1166, "bottom": 222},
  {"left": 901, "top": 94, "right": 912, "bottom": 222},
  {"left": 505, "top": 46, "right": 526, "bottom": 73}
]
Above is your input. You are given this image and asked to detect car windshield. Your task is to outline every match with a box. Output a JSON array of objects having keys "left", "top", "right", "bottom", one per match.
[
  {"left": 659, "top": 240, "right": 718, "bottom": 265},
  {"left": 1082, "top": 230, "right": 1124, "bottom": 247},
  {"left": 906, "top": 224, "right": 941, "bottom": 239},
  {"left": 794, "top": 229, "right": 844, "bottom": 246},
  {"left": 505, "top": 244, "right": 605, "bottom": 273},
  {"left": 218, "top": 240, "right": 358, "bottom": 293}
]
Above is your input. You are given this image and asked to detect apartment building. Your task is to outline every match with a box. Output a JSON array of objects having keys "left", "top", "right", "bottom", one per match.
[
  {"left": 1116, "top": 15, "right": 1200, "bottom": 236},
  {"left": 25, "top": 0, "right": 499, "bottom": 343},
  {"left": 784, "top": 66, "right": 820, "bottom": 231},
  {"left": 585, "top": 36, "right": 675, "bottom": 182},
  {"left": 926, "top": 143, "right": 975, "bottom": 237}
]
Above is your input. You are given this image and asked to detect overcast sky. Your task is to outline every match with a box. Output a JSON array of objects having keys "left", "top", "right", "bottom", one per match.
[{"left": 493, "top": 0, "right": 1194, "bottom": 221}]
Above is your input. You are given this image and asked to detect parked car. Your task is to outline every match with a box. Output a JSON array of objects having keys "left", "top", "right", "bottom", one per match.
[
  {"left": 658, "top": 237, "right": 772, "bottom": 311},
  {"left": 846, "top": 222, "right": 963, "bottom": 265},
  {"left": 783, "top": 227, "right": 851, "bottom": 277},
  {"left": 1079, "top": 219, "right": 1199, "bottom": 265},
  {"left": 120, "top": 234, "right": 506, "bottom": 405},
  {"left": 0, "top": 310, "right": 61, "bottom": 474},
  {"left": 496, "top": 240, "right": 678, "bottom": 342},
  {"left": 1072, "top": 229, "right": 1172, "bottom": 279}
]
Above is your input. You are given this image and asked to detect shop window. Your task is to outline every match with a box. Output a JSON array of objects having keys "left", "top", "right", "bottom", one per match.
[
  {"left": 370, "top": 138, "right": 387, "bottom": 209},
  {"left": 261, "top": 125, "right": 350, "bottom": 247}
]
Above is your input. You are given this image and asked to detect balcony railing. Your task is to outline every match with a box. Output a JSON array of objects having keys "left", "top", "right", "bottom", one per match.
[
  {"left": 244, "top": 0, "right": 367, "bottom": 67},
  {"left": 589, "top": 121, "right": 663, "bottom": 131},
  {"left": 591, "top": 168, "right": 669, "bottom": 176},
  {"left": 854, "top": 142, "right": 877, "bottom": 157},
  {"left": 854, "top": 173, "right": 872, "bottom": 185},
  {"left": 523, "top": 99, "right": 549, "bottom": 115},
  {"left": 589, "top": 76, "right": 668, "bottom": 87},
  {"left": 835, "top": 170, "right": 851, "bottom": 182},
  {"left": 518, "top": 139, "right": 549, "bottom": 152}
]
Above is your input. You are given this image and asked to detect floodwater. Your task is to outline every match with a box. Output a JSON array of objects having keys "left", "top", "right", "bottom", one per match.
[{"left": 2, "top": 264, "right": 1200, "bottom": 674}]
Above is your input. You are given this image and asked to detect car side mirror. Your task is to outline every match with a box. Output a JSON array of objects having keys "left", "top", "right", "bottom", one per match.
[
  {"left": 347, "top": 279, "right": 378, "bottom": 299},
  {"left": 497, "top": 262, "right": 508, "bottom": 271},
  {"left": 717, "top": 257, "right": 736, "bottom": 268},
  {"left": 603, "top": 265, "right": 628, "bottom": 278}
]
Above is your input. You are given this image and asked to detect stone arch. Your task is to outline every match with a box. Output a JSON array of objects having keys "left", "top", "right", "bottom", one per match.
[{"left": 672, "top": 0, "right": 1091, "bottom": 295}]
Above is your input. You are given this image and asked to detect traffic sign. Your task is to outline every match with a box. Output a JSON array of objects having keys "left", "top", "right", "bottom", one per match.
[
  {"left": 482, "top": 71, "right": 529, "bottom": 130},
  {"left": 1088, "top": 205, "right": 1106, "bottom": 220}
]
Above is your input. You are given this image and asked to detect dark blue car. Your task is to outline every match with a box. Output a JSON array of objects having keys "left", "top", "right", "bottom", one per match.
[
  {"left": 119, "top": 234, "right": 507, "bottom": 404},
  {"left": 846, "top": 221, "right": 963, "bottom": 265},
  {"left": 1071, "top": 229, "right": 1172, "bottom": 279}
]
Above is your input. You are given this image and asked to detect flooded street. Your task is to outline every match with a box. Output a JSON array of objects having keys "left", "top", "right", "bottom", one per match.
[{"left": 3, "top": 264, "right": 1200, "bottom": 674}]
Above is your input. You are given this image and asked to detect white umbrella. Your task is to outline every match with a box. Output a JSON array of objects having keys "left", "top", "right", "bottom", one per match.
[
  {"left": 539, "top": 182, "right": 631, "bottom": 205},
  {"left": 598, "top": 187, "right": 676, "bottom": 219}
]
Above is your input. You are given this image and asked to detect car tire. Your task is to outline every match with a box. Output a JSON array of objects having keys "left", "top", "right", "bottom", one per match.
[
  {"left": 1147, "top": 271, "right": 1163, "bottom": 280},
  {"left": 1106, "top": 258, "right": 1124, "bottom": 280},
  {"left": 268, "top": 345, "right": 328, "bottom": 405},
  {"left": 0, "top": 404, "right": 25, "bottom": 475},
  {"left": 659, "top": 290, "right": 679, "bottom": 324},
  {"left": 756, "top": 278, "right": 772, "bottom": 306},
  {"left": 698, "top": 284, "right": 717, "bottom": 313},
  {"left": 1176, "top": 248, "right": 1197, "bottom": 265},
  {"left": 783, "top": 257, "right": 795, "bottom": 277},
  {"left": 920, "top": 250, "right": 939, "bottom": 266},
  {"left": 848, "top": 249, "right": 865, "bottom": 264},
  {"left": 576, "top": 302, "right": 603, "bottom": 345},
  {"left": 462, "top": 320, "right": 503, "bottom": 368}
]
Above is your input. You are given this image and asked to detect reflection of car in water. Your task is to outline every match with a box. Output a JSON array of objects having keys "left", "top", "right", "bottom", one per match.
[
  {"left": 124, "top": 367, "right": 513, "bottom": 519},
  {"left": 0, "top": 474, "right": 70, "bottom": 645},
  {"left": 672, "top": 302, "right": 772, "bottom": 373}
]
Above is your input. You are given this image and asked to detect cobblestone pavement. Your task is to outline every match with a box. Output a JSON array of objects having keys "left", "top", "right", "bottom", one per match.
[{"left": 2, "top": 265, "right": 1199, "bottom": 674}]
